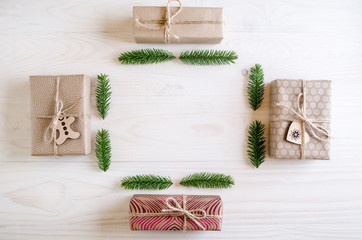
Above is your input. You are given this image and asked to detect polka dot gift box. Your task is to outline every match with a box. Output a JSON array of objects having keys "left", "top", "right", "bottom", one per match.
[{"left": 270, "top": 79, "right": 332, "bottom": 160}]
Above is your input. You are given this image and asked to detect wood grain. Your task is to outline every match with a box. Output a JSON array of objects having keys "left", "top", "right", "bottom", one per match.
[{"left": 0, "top": 0, "right": 362, "bottom": 239}]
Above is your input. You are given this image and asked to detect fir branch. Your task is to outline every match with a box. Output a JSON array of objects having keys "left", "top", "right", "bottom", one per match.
[
  {"left": 96, "top": 73, "right": 111, "bottom": 119},
  {"left": 247, "top": 64, "right": 265, "bottom": 110},
  {"left": 96, "top": 129, "right": 111, "bottom": 172},
  {"left": 180, "top": 172, "right": 234, "bottom": 189},
  {"left": 118, "top": 49, "right": 238, "bottom": 65},
  {"left": 118, "top": 48, "right": 175, "bottom": 64},
  {"left": 121, "top": 174, "right": 173, "bottom": 190},
  {"left": 179, "top": 50, "right": 238, "bottom": 65},
  {"left": 247, "top": 120, "right": 266, "bottom": 168}
]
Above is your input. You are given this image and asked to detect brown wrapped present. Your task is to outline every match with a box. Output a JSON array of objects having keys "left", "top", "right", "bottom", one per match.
[
  {"left": 270, "top": 79, "right": 332, "bottom": 160},
  {"left": 129, "top": 194, "right": 223, "bottom": 231},
  {"left": 30, "top": 75, "right": 91, "bottom": 156},
  {"left": 133, "top": 0, "right": 224, "bottom": 44}
]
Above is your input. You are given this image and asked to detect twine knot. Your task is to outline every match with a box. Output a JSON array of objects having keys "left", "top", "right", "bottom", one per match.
[
  {"left": 162, "top": 195, "right": 207, "bottom": 231},
  {"left": 276, "top": 93, "right": 330, "bottom": 142},
  {"left": 135, "top": 0, "right": 182, "bottom": 43}
]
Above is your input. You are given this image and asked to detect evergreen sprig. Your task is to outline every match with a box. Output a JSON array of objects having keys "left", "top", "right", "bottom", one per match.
[
  {"left": 179, "top": 50, "right": 238, "bottom": 65},
  {"left": 96, "top": 129, "right": 111, "bottom": 172},
  {"left": 180, "top": 172, "right": 234, "bottom": 189},
  {"left": 118, "top": 49, "right": 238, "bottom": 65},
  {"left": 247, "top": 64, "right": 265, "bottom": 110},
  {"left": 121, "top": 174, "right": 173, "bottom": 190},
  {"left": 247, "top": 120, "right": 266, "bottom": 168},
  {"left": 96, "top": 73, "right": 111, "bottom": 119},
  {"left": 118, "top": 48, "right": 175, "bottom": 64}
]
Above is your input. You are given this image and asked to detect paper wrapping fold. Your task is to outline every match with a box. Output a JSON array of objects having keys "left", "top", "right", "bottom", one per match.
[
  {"left": 129, "top": 194, "right": 223, "bottom": 231},
  {"left": 30, "top": 75, "right": 91, "bottom": 156},
  {"left": 270, "top": 79, "right": 332, "bottom": 160},
  {"left": 133, "top": 6, "right": 224, "bottom": 43}
]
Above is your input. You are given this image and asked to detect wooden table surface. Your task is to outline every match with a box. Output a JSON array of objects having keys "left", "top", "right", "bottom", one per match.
[{"left": 1, "top": 0, "right": 362, "bottom": 239}]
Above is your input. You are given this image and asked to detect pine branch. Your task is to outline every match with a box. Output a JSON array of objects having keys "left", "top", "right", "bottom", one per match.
[
  {"left": 179, "top": 50, "right": 238, "bottom": 65},
  {"left": 118, "top": 49, "right": 238, "bottom": 65},
  {"left": 118, "top": 48, "right": 175, "bottom": 64},
  {"left": 121, "top": 174, "right": 173, "bottom": 190},
  {"left": 96, "top": 73, "right": 111, "bottom": 119},
  {"left": 96, "top": 129, "right": 111, "bottom": 172},
  {"left": 180, "top": 172, "right": 234, "bottom": 189},
  {"left": 247, "top": 64, "right": 265, "bottom": 110},
  {"left": 247, "top": 120, "right": 266, "bottom": 168}
]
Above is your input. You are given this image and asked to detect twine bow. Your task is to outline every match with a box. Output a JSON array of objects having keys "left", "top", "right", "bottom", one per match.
[
  {"left": 273, "top": 80, "right": 331, "bottom": 159},
  {"left": 135, "top": 0, "right": 183, "bottom": 43},
  {"left": 162, "top": 195, "right": 207, "bottom": 231}
]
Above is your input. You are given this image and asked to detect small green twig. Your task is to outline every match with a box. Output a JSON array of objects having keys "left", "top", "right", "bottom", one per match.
[
  {"left": 96, "top": 129, "right": 111, "bottom": 172},
  {"left": 121, "top": 174, "right": 173, "bottom": 190},
  {"left": 247, "top": 64, "right": 265, "bottom": 111},
  {"left": 118, "top": 48, "right": 175, "bottom": 64},
  {"left": 96, "top": 74, "right": 111, "bottom": 119},
  {"left": 179, "top": 50, "right": 238, "bottom": 65},
  {"left": 180, "top": 172, "right": 235, "bottom": 189},
  {"left": 247, "top": 120, "right": 266, "bottom": 168}
]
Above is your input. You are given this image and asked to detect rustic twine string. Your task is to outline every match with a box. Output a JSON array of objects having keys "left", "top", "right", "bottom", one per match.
[
  {"left": 43, "top": 76, "right": 62, "bottom": 155},
  {"left": 271, "top": 80, "right": 331, "bottom": 159},
  {"left": 162, "top": 195, "right": 207, "bottom": 230},
  {"left": 135, "top": 0, "right": 183, "bottom": 43},
  {"left": 129, "top": 195, "right": 222, "bottom": 231},
  {"left": 35, "top": 76, "right": 83, "bottom": 155}
]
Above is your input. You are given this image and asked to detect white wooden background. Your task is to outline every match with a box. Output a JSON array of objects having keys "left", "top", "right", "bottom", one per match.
[{"left": 0, "top": 0, "right": 362, "bottom": 239}]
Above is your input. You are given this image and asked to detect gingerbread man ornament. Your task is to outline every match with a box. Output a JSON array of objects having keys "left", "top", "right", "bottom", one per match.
[{"left": 55, "top": 116, "right": 80, "bottom": 145}]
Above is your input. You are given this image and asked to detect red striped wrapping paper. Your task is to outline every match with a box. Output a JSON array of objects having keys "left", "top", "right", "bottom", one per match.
[{"left": 129, "top": 194, "right": 223, "bottom": 231}]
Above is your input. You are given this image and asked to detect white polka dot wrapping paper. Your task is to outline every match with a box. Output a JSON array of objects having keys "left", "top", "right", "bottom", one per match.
[{"left": 270, "top": 79, "right": 332, "bottom": 160}]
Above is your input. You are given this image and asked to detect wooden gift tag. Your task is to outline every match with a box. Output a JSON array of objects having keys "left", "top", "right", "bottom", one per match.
[
  {"left": 55, "top": 116, "right": 80, "bottom": 145},
  {"left": 286, "top": 121, "right": 309, "bottom": 145}
]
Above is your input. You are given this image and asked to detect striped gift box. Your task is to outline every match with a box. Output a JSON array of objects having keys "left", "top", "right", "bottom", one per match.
[{"left": 129, "top": 194, "right": 223, "bottom": 231}]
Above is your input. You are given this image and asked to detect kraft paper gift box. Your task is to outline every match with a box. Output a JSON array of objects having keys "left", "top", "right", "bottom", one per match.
[
  {"left": 270, "top": 79, "right": 332, "bottom": 160},
  {"left": 30, "top": 75, "right": 91, "bottom": 156},
  {"left": 133, "top": 2, "right": 224, "bottom": 44},
  {"left": 129, "top": 194, "right": 223, "bottom": 231}
]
